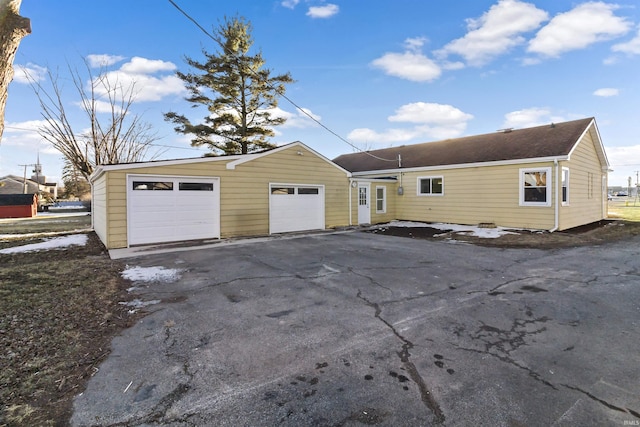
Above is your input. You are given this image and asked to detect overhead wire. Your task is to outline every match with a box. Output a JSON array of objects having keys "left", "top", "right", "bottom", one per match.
[{"left": 167, "top": 0, "right": 397, "bottom": 163}]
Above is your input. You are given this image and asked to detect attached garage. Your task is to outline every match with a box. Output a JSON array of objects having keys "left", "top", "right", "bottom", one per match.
[
  {"left": 90, "top": 142, "right": 352, "bottom": 250},
  {"left": 269, "top": 184, "right": 324, "bottom": 234},
  {"left": 127, "top": 175, "right": 220, "bottom": 245}
]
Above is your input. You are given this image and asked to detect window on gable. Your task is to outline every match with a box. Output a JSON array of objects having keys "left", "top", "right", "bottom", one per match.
[
  {"left": 418, "top": 176, "right": 443, "bottom": 196},
  {"left": 520, "top": 168, "right": 551, "bottom": 206},
  {"left": 376, "top": 186, "right": 386, "bottom": 213},
  {"left": 561, "top": 168, "right": 569, "bottom": 204}
]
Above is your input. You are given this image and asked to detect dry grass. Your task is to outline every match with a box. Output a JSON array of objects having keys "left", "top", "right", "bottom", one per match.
[
  {"left": 0, "top": 215, "right": 139, "bottom": 426},
  {"left": 608, "top": 198, "right": 640, "bottom": 221}
]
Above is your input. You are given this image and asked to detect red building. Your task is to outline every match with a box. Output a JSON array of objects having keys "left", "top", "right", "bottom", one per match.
[{"left": 0, "top": 194, "right": 38, "bottom": 218}]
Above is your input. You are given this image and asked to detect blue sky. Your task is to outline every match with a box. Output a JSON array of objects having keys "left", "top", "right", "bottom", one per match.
[{"left": 4, "top": 0, "right": 640, "bottom": 187}]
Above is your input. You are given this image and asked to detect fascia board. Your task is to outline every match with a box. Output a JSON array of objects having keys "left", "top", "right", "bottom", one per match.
[{"left": 351, "top": 155, "right": 568, "bottom": 177}]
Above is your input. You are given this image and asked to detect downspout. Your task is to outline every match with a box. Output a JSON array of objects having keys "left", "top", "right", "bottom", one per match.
[
  {"left": 349, "top": 179, "right": 353, "bottom": 226},
  {"left": 551, "top": 159, "right": 559, "bottom": 232}
]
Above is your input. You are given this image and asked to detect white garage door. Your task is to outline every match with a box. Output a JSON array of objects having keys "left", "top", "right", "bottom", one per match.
[
  {"left": 269, "top": 184, "right": 324, "bottom": 234},
  {"left": 127, "top": 175, "right": 220, "bottom": 246}
]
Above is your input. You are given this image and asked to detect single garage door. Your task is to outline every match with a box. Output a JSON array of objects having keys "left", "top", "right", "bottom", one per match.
[
  {"left": 270, "top": 184, "right": 324, "bottom": 234},
  {"left": 127, "top": 175, "right": 220, "bottom": 245}
]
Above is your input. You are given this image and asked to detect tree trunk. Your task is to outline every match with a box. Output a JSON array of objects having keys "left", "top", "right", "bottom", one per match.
[{"left": 0, "top": 0, "right": 31, "bottom": 143}]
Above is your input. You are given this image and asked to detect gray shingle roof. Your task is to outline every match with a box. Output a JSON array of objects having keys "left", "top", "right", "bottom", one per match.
[
  {"left": 333, "top": 118, "right": 594, "bottom": 173},
  {"left": 0, "top": 194, "right": 37, "bottom": 206}
]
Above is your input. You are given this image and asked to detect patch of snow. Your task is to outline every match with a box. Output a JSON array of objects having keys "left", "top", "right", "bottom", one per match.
[
  {"left": 383, "top": 221, "right": 519, "bottom": 239},
  {"left": 0, "top": 229, "right": 92, "bottom": 240},
  {"left": 118, "top": 298, "right": 161, "bottom": 314},
  {"left": 0, "top": 234, "right": 88, "bottom": 254},
  {"left": 121, "top": 265, "right": 183, "bottom": 282},
  {"left": 119, "top": 299, "right": 161, "bottom": 308}
]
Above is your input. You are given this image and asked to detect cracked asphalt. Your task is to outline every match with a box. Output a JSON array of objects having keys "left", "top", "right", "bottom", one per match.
[{"left": 71, "top": 231, "right": 640, "bottom": 426}]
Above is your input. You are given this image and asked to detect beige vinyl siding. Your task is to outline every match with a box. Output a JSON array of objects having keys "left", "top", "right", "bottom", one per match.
[
  {"left": 393, "top": 162, "right": 556, "bottom": 230},
  {"left": 97, "top": 145, "right": 349, "bottom": 248},
  {"left": 558, "top": 132, "right": 606, "bottom": 230},
  {"left": 91, "top": 172, "right": 108, "bottom": 246},
  {"left": 372, "top": 183, "right": 396, "bottom": 223}
]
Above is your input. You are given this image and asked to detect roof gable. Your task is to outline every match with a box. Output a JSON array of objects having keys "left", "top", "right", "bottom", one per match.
[
  {"left": 333, "top": 118, "right": 596, "bottom": 173},
  {"left": 91, "top": 141, "right": 351, "bottom": 180}
]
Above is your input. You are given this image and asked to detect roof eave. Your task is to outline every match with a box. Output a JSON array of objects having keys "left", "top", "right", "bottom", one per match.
[{"left": 351, "top": 155, "right": 569, "bottom": 176}]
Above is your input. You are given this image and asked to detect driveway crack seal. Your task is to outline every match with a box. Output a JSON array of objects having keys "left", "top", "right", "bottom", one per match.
[
  {"left": 561, "top": 384, "right": 639, "bottom": 418},
  {"left": 356, "top": 290, "right": 445, "bottom": 424}
]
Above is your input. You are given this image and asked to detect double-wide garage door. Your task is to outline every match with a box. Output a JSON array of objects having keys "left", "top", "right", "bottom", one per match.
[
  {"left": 269, "top": 184, "right": 324, "bottom": 234},
  {"left": 127, "top": 175, "right": 220, "bottom": 246}
]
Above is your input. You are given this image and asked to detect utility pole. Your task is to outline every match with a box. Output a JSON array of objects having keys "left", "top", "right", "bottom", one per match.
[{"left": 18, "top": 163, "right": 36, "bottom": 194}]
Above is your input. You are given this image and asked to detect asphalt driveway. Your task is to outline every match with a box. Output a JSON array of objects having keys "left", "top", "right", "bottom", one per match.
[{"left": 72, "top": 231, "right": 640, "bottom": 426}]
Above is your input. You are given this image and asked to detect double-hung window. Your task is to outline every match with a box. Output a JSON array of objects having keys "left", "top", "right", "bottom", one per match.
[
  {"left": 417, "top": 176, "right": 443, "bottom": 196},
  {"left": 520, "top": 167, "right": 552, "bottom": 206},
  {"left": 561, "top": 168, "right": 570, "bottom": 205},
  {"left": 376, "top": 186, "right": 386, "bottom": 213}
]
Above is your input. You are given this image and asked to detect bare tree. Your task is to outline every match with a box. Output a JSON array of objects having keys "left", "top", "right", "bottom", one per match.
[
  {"left": 0, "top": 0, "right": 31, "bottom": 143},
  {"left": 28, "top": 59, "right": 162, "bottom": 180}
]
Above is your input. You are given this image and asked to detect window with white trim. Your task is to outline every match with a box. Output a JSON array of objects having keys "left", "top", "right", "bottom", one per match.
[
  {"left": 417, "top": 176, "right": 443, "bottom": 196},
  {"left": 376, "top": 186, "right": 386, "bottom": 213},
  {"left": 561, "top": 168, "right": 569, "bottom": 205},
  {"left": 520, "top": 167, "right": 551, "bottom": 206}
]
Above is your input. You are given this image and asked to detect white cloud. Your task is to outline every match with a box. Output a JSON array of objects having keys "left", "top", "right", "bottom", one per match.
[
  {"left": 371, "top": 51, "right": 442, "bottom": 82},
  {"left": 86, "top": 54, "right": 125, "bottom": 68},
  {"left": 612, "top": 26, "right": 640, "bottom": 55},
  {"left": 437, "top": 0, "right": 548, "bottom": 66},
  {"left": 307, "top": 4, "right": 339, "bottom": 19},
  {"left": 502, "top": 108, "right": 567, "bottom": 129},
  {"left": 348, "top": 102, "right": 473, "bottom": 144},
  {"left": 119, "top": 57, "right": 176, "bottom": 74},
  {"left": 270, "top": 106, "right": 321, "bottom": 129},
  {"left": 281, "top": 0, "right": 300, "bottom": 9},
  {"left": 3, "top": 120, "right": 58, "bottom": 154},
  {"left": 90, "top": 57, "right": 184, "bottom": 103},
  {"left": 404, "top": 37, "right": 428, "bottom": 52},
  {"left": 389, "top": 102, "right": 474, "bottom": 125},
  {"left": 528, "top": 2, "right": 631, "bottom": 57},
  {"left": 593, "top": 87, "right": 619, "bottom": 97},
  {"left": 13, "top": 63, "right": 48, "bottom": 84}
]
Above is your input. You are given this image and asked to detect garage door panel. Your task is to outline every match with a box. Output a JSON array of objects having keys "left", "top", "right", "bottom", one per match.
[
  {"left": 127, "top": 175, "right": 219, "bottom": 246},
  {"left": 270, "top": 185, "right": 324, "bottom": 234}
]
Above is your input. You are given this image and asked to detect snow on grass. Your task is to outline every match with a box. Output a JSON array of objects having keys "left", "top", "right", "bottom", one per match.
[
  {"left": 0, "top": 234, "right": 89, "bottom": 254},
  {"left": 121, "top": 265, "right": 183, "bottom": 283},
  {"left": 383, "top": 220, "right": 519, "bottom": 239},
  {"left": 0, "top": 229, "right": 92, "bottom": 240}
]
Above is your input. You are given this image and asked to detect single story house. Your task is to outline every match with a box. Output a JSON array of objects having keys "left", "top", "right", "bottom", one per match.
[
  {"left": 334, "top": 117, "right": 609, "bottom": 232},
  {"left": 91, "top": 117, "right": 609, "bottom": 249},
  {"left": 0, "top": 194, "right": 38, "bottom": 218}
]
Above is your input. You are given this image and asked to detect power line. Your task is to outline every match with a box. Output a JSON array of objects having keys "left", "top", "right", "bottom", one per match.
[{"left": 167, "top": 0, "right": 397, "bottom": 163}]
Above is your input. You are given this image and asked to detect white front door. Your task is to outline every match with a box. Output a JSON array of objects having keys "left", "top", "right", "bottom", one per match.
[{"left": 358, "top": 183, "right": 371, "bottom": 224}]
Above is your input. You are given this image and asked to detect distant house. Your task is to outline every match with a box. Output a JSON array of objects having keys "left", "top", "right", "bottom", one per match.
[
  {"left": 0, "top": 194, "right": 38, "bottom": 218},
  {"left": 90, "top": 118, "right": 609, "bottom": 250},
  {"left": 333, "top": 117, "right": 609, "bottom": 232},
  {"left": 0, "top": 175, "right": 58, "bottom": 200}
]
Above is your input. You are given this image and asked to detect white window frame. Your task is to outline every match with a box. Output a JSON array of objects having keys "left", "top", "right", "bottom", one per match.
[
  {"left": 375, "top": 186, "right": 386, "bottom": 213},
  {"left": 519, "top": 167, "right": 552, "bottom": 207},
  {"left": 417, "top": 176, "right": 444, "bottom": 196},
  {"left": 561, "top": 167, "right": 570, "bottom": 206}
]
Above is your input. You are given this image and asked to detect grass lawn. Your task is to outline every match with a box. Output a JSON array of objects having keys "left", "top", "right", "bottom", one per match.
[{"left": 608, "top": 198, "right": 640, "bottom": 221}]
